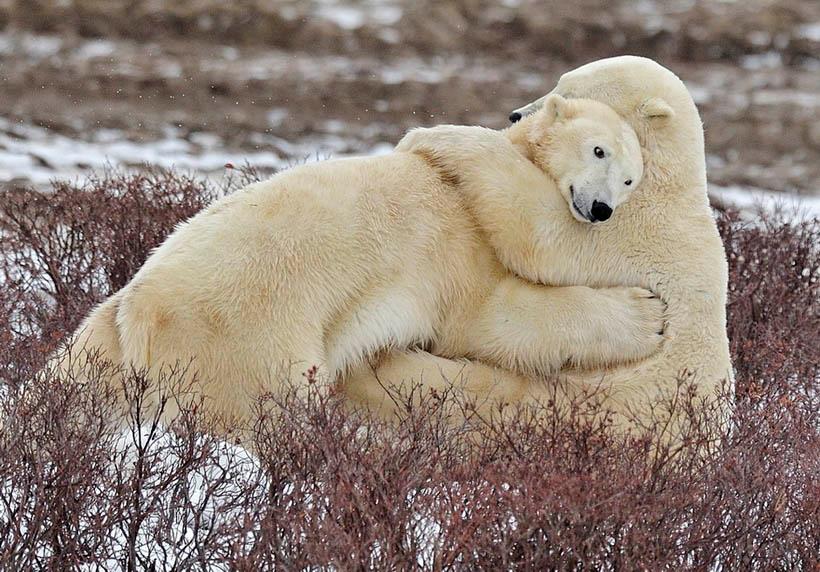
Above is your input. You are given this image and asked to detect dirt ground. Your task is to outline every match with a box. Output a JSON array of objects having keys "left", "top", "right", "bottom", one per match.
[{"left": 0, "top": 0, "right": 818, "bottom": 198}]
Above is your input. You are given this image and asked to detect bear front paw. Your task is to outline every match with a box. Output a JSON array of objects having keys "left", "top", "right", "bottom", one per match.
[
  {"left": 617, "top": 286, "right": 667, "bottom": 360},
  {"left": 570, "top": 286, "right": 666, "bottom": 369}
]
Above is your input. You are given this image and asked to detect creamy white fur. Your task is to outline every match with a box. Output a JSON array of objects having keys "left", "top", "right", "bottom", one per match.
[
  {"left": 59, "top": 97, "right": 662, "bottom": 425},
  {"left": 343, "top": 56, "right": 733, "bottom": 435}
]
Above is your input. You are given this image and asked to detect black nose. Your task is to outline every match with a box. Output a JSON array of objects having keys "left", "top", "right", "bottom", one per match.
[
  {"left": 509, "top": 111, "right": 522, "bottom": 123},
  {"left": 590, "top": 200, "right": 613, "bottom": 222}
]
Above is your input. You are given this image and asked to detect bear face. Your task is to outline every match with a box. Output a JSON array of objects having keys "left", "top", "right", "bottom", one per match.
[
  {"left": 526, "top": 95, "right": 643, "bottom": 224},
  {"left": 511, "top": 55, "right": 706, "bottom": 193}
]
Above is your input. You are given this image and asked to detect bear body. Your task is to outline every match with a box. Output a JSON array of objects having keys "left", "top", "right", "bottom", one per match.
[
  {"left": 343, "top": 56, "right": 733, "bottom": 434},
  {"left": 63, "top": 97, "right": 662, "bottom": 424}
]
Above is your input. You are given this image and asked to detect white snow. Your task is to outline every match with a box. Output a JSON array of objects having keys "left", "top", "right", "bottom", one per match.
[
  {"left": 266, "top": 108, "right": 289, "bottom": 128},
  {"left": 796, "top": 22, "right": 820, "bottom": 42},
  {"left": 0, "top": 32, "right": 62, "bottom": 58},
  {"left": 74, "top": 39, "right": 117, "bottom": 60},
  {"left": 314, "top": 1, "right": 403, "bottom": 29},
  {"left": 752, "top": 89, "right": 820, "bottom": 107},
  {"left": 0, "top": 118, "right": 285, "bottom": 185},
  {"left": 0, "top": 115, "right": 405, "bottom": 187},
  {"left": 316, "top": 5, "right": 366, "bottom": 30},
  {"left": 741, "top": 52, "right": 783, "bottom": 70},
  {"left": 710, "top": 184, "right": 820, "bottom": 220},
  {"left": 370, "top": 5, "right": 403, "bottom": 26}
]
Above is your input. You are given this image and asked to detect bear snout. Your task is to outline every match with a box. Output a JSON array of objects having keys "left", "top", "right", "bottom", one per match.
[{"left": 590, "top": 200, "right": 613, "bottom": 222}]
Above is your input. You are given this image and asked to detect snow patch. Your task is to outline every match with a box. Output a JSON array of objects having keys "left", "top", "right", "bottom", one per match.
[
  {"left": 314, "top": 1, "right": 402, "bottom": 29},
  {"left": 0, "top": 117, "right": 398, "bottom": 187},
  {"left": 266, "top": 108, "right": 289, "bottom": 128},
  {"left": 710, "top": 184, "right": 820, "bottom": 220},
  {"left": 74, "top": 39, "right": 117, "bottom": 60},
  {"left": 752, "top": 89, "right": 820, "bottom": 107},
  {"left": 0, "top": 32, "right": 62, "bottom": 58},
  {"left": 796, "top": 22, "right": 820, "bottom": 43},
  {"left": 370, "top": 5, "right": 403, "bottom": 26},
  {"left": 316, "top": 5, "right": 366, "bottom": 30},
  {"left": 741, "top": 52, "right": 783, "bottom": 70}
]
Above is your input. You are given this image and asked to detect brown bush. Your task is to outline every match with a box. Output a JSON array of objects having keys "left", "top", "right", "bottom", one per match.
[{"left": 0, "top": 170, "right": 818, "bottom": 570}]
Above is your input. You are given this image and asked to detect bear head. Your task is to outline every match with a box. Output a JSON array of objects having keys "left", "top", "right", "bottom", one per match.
[
  {"left": 511, "top": 56, "right": 706, "bottom": 194},
  {"left": 524, "top": 94, "right": 644, "bottom": 224}
]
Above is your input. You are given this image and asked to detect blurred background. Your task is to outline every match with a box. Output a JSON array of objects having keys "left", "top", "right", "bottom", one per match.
[{"left": 0, "top": 0, "right": 818, "bottom": 208}]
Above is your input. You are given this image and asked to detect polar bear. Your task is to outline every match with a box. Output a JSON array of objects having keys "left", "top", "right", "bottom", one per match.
[
  {"left": 58, "top": 95, "right": 661, "bottom": 425},
  {"left": 343, "top": 56, "right": 733, "bottom": 437}
]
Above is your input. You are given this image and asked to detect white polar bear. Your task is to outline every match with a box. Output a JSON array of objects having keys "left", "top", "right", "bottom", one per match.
[
  {"left": 343, "top": 56, "right": 734, "bottom": 437},
  {"left": 58, "top": 96, "right": 662, "bottom": 426}
]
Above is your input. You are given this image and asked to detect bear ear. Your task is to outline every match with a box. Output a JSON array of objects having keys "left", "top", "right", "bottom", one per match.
[
  {"left": 639, "top": 97, "right": 675, "bottom": 120},
  {"left": 544, "top": 94, "right": 570, "bottom": 122}
]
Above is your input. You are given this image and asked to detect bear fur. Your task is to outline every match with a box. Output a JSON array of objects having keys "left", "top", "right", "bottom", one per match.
[
  {"left": 342, "top": 56, "right": 734, "bottom": 436},
  {"left": 58, "top": 96, "right": 662, "bottom": 425}
]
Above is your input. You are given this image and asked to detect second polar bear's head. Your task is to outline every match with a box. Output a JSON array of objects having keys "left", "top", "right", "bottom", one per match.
[{"left": 520, "top": 94, "right": 643, "bottom": 224}]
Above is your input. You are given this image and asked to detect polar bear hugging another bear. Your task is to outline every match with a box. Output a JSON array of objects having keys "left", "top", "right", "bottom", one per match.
[
  {"left": 58, "top": 89, "right": 662, "bottom": 425},
  {"left": 57, "top": 56, "right": 732, "bottom": 440},
  {"left": 345, "top": 56, "right": 733, "bottom": 438}
]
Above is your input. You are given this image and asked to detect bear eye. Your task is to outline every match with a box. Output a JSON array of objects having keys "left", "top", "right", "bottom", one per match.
[
  {"left": 625, "top": 179, "right": 632, "bottom": 186},
  {"left": 594, "top": 146, "right": 605, "bottom": 158}
]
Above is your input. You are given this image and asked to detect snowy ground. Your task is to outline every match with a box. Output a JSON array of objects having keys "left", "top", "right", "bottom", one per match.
[{"left": 710, "top": 184, "right": 820, "bottom": 218}]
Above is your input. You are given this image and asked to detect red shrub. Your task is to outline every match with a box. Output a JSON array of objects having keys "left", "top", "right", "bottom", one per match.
[
  {"left": 0, "top": 169, "right": 215, "bottom": 349},
  {"left": 0, "top": 171, "right": 817, "bottom": 570}
]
